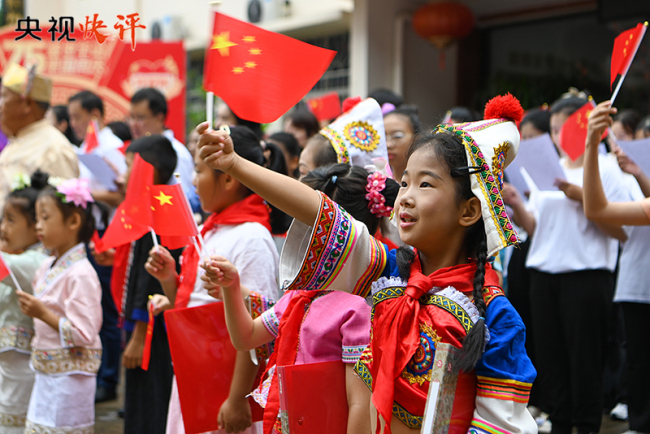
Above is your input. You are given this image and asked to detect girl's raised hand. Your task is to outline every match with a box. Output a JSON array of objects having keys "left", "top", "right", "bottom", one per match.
[
  {"left": 587, "top": 101, "right": 617, "bottom": 148},
  {"left": 145, "top": 246, "right": 177, "bottom": 283},
  {"left": 197, "top": 123, "right": 238, "bottom": 173},
  {"left": 614, "top": 147, "right": 642, "bottom": 177},
  {"left": 501, "top": 182, "right": 523, "bottom": 208}
]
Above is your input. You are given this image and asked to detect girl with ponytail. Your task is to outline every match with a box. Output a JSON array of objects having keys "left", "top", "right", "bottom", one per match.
[{"left": 197, "top": 95, "right": 536, "bottom": 434}]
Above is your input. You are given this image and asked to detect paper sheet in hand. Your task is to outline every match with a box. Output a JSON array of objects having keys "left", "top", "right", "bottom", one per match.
[
  {"left": 617, "top": 137, "right": 650, "bottom": 178},
  {"left": 504, "top": 158, "right": 529, "bottom": 197},
  {"left": 78, "top": 154, "right": 118, "bottom": 191},
  {"left": 515, "top": 133, "right": 565, "bottom": 191}
]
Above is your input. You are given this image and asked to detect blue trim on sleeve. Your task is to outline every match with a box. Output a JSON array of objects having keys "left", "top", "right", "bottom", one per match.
[{"left": 131, "top": 307, "right": 149, "bottom": 324}]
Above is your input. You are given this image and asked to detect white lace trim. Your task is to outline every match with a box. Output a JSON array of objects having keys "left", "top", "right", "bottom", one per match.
[
  {"left": 371, "top": 276, "right": 407, "bottom": 295},
  {"left": 432, "top": 286, "right": 491, "bottom": 347}
]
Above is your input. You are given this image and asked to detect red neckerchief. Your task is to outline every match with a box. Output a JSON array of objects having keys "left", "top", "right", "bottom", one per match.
[
  {"left": 174, "top": 194, "right": 271, "bottom": 309},
  {"left": 370, "top": 253, "right": 499, "bottom": 434},
  {"left": 262, "top": 290, "right": 322, "bottom": 434}
]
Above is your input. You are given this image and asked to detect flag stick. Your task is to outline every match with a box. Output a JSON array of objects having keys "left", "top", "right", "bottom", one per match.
[
  {"left": 6, "top": 263, "right": 23, "bottom": 293},
  {"left": 207, "top": 92, "right": 214, "bottom": 130},
  {"left": 149, "top": 227, "right": 159, "bottom": 248},
  {"left": 611, "top": 23, "right": 648, "bottom": 105}
]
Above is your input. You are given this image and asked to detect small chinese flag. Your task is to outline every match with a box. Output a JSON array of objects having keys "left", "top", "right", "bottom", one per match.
[
  {"left": 203, "top": 12, "right": 336, "bottom": 123},
  {"left": 82, "top": 118, "right": 101, "bottom": 154},
  {"left": 559, "top": 99, "right": 607, "bottom": 161},
  {"left": 150, "top": 184, "right": 198, "bottom": 238},
  {"left": 611, "top": 23, "right": 648, "bottom": 90},
  {"left": 141, "top": 300, "right": 155, "bottom": 371},
  {"left": 307, "top": 92, "right": 342, "bottom": 122}
]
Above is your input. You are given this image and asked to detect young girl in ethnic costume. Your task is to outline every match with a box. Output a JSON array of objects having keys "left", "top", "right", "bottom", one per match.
[
  {"left": 17, "top": 177, "right": 102, "bottom": 433},
  {"left": 202, "top": 162, "right": 400, "bottom": 434},
  {"left": 144, "top": 126, "right": 283, "bottom": 434},
  {"left": 583, "top": 101, "right": 650, "bottom": 434},
  {"left": 0, "top": 171, "right": 49, "bottom": 433},
  {"left": 198, "top": 94, "right": 537, "bottom": 434}
]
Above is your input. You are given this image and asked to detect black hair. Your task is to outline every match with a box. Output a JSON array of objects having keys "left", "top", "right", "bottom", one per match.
[
  {"left": 38, "top": 185, "right": 96, "bottom": 245},
  {"left": 395, "top": 131, "right": 489, "bottom": 372},
  {"left": 520, "top": 108, "right": 551, "bottom": 134},
  {"left": 51, "top": 105, "right": 80, "bottom": 146},
  {"left": 385, "top": 105, "right": 422, "bottom": 136},
  {"left": 549, "top": 96, "right": 587, "bottom": 117},
  {"left": 369, "top": 87, "right": 404, "bottom": 108},
  {"left": 308, "top": 134, "right": 338, "bottom": 168},
  {"left": 286, "top": 107, "right": 320, "bottom": 139},
  {"left": 229, "top": 126, "right": 292, "bottom": 234},
  {"left": 6, "top": 170, "right": 50, "bottom": 223},
  {"left": 302, "top": 164, "right": 399, "bottom": 235},
  {"left": 126, "top": 135, "right": 177, "bottom": 185},
  {"left": 107, "top": 121, "right": 132, "bottom": 142},
  {"left": 131, "top": 87, "right": 168, "bottom": 119},
  {"left": 69, "top": 90, "right": 104, "bottom": 117},
  {"left": 614, "top": 109, "right": 642, "bottom": 137},
  {"left": 637, "top": 115, "right": 650, "bottom": 137},
  {"left": 269, "top": 132, "right": 301, "bottom": 178},
  {"left": 445, "top": 106, "right": 480, "bottom": 123}
]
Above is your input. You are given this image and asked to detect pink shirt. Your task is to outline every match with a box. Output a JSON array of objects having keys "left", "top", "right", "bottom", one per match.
[
  {"left": 261, "top": 290, "right": 370, "bottom": 364},
  {"left": 31, "top": 243, "right": 103, "bottom": 375}
]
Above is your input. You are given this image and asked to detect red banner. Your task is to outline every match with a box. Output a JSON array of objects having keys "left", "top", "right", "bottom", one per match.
[{"left": 0, "top": 25, "right": 186, "bottom": 142}]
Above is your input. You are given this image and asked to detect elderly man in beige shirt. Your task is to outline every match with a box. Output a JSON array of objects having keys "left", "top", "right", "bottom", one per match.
[{"left": 0, "top": 64, "right": 79, "bottom": 208}]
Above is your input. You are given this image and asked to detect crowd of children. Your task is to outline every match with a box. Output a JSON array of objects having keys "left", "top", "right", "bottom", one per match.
[{"left": 0, "top": 67, "right": 649, "bottom": 434}]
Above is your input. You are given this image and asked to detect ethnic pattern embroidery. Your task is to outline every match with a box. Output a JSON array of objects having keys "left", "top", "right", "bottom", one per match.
[
  {"left": 344, "top": 121, "right": 380, "bottom": 152},
  {"left": 434, "top": 125, "right": 518, "bottom": 246},
  {"left": 31, "top": 347, "right": 102, "bottom": 375},
  {"left": 470, "top": 419, "right": 513, "bottom": 434},
  {"left": 462, "top": 118, "right": 508, "bottom": 132},
  {"left": 393, "top": 401, "right": 423, "bottom": 429},
  {"left": 491, "top": 143, "right": 509, "bottom": 191},
  {"left": 33, "top": 244, "right": 86, "bottom": 299},
  {"left": 59, "top": 318, "right": 74, "bottom": 348},
  {"left": 261, "top": 309, "right": 280, "bottom": 338},
  {"left": 352, "top": 236, "right": 387, "bottom": 298},
  {"left": 353, "top": 347, "right": 374, "bottom": 392},
  {"left": 0, "top": 411, "right": 25, "bottom": 427},
  {"left": 476, "top": 375, "right": 532, "bottom": 404},
  {"left": 283, "top": 193, "right": 355, "bottom": 292},
  {"left": 320, "top": 128, "right": 350, "bottom": 164},
  {"left": 482, "top": 286, "right": 505, "bottom": 307},
  {"left": 249, "top": 291, "right": 275, "bottom": 362},
  {"left": 342, "top": 344, "right": 367, "bottom": 363},
  {"left": 25, "top": 420, "right": 94, "bottom": 434},
  {"left": 402, "top": 322, "right": 441, "bottom": 386},
  {"left": 0, "top": 325, "right": 33, "bottom": 352}
]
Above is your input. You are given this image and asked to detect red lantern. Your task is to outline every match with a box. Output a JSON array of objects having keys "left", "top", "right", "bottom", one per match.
[{"left": 412, "top": 1, "right": 475, "bottom": 69}]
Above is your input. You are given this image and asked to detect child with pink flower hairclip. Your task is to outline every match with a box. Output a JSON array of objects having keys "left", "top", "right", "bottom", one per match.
[{"left": 16, "top": 177, "right": 102, "bottom": 433}]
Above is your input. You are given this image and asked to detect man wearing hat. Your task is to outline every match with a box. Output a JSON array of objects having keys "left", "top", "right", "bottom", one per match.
[{"left": 0, "top": 63, "right": 79, "bottom": 207}]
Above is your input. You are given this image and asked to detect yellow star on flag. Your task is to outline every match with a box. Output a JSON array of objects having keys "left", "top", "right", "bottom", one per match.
[
  {"left": 245, "top": 61, "right": 257, "bottom": 69},
  {"left": 154, "top": 191, "right": 173, "bottom": 206},
  {"left": 249, "top": 48, "right": 262, "bottom": 55},
  {"left": 232, "top": 66, "right": 245, "bottom": 74},
  {"left": 243, "top": 36, "right": 255, "bottom": 43},
  {"left": 211, "top": 31, "right": 238, "bottom": 56}
]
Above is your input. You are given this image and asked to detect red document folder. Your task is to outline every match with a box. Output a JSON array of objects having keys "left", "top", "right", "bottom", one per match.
[
  {"left": 165, "top": 302, "right": 264, "bottom": 434},
  {"left": 277, "top": 361, "right": 348, "bottom": 433}
]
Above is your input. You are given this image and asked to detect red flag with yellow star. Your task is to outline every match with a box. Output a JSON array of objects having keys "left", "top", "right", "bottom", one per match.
[
  {"left": 150, "top": 183, "right": 198, "bottom": 238},
  {"left": 559, "top": 99, "right": 604, "bottom": 161},
  {"left": 203, "top": 12, "right": 336, "bottom": 123},
  {"left": 307, "top": 92, "right": 342, "bottom": 122},
  {"left": 611, "top": 23, "right": 647, "bottom": 90}
]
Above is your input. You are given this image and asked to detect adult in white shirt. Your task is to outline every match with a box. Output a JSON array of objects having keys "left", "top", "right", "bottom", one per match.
[
  {"left": 128, "top": 88, "right": 199, "bottom": 211},
  {"left": 68, "top": 90, "right": 126, "bottom": 208}
]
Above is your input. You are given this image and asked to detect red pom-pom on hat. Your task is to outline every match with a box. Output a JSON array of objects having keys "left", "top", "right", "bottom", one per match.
[
  {"left": 483, "top": 93, "right": 524, "bottom": 123},
  {"left": 342, "top": 96, "right": 363, "bottom": 113}
]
